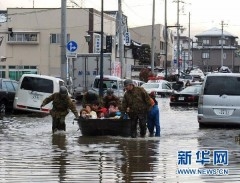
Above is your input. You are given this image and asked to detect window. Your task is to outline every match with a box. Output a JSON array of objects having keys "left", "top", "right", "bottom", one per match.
[
  {"left": 8, "top": 33, "right": 38, "bottom": 44},
  {"left": 204, "top": 76, "right": 240, "bottom": 95},
  {"left": 20, "top": 77, "right": 54, "bottom": 93},
  {"left": 202, "top": 52, "right": 210, "bottom": 59},
  {"left": 50, "top": 33, "right": 70, "bottom": 44},
  {"left": 202, "top": 39, "right": 210, "bottom": 45},
  {"left": 4, "top": 81, "right": 15, "bottom": 92},
  {"left": 218, "top": 39, "right": 226, "bottom": 45}
]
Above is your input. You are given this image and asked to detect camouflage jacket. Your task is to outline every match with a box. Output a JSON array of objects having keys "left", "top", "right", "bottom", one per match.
[
  {"left": 41, "top": 93, "right": 78, "bottom": 118},
  {"left": 122, "top": 86, "right": 152, "bottom": 114}
]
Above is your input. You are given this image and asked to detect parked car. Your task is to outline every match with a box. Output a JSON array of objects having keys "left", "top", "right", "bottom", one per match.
[
  {"left": 13, "top": 74, "right": 65, "bottom": 114},
  {"left": 198, "top": 73, "right": 240, "bottom": 128},
  {"left": 0, "top": 78, "right": 18, "bottom": 114},
  {"left": 170, "top": 85, "right": 202, "bottom": 106},
  {"left": 141, "top": 80, "right": 173, "bottom": 97}
]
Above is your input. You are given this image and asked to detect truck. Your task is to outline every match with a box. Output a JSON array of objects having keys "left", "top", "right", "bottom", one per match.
[{"left": 72, "top": 53, "right": 113, "bottom": 100}]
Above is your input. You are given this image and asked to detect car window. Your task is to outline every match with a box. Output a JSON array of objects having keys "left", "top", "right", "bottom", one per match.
[
  {"left": 4, "top": 81, "right": 15, "bottom": 92},
  {"left": 182, "top": 86, "right": 201, "bottom": 93},
  {"left": 162, "top": 83, "right": 171, "bottom": 89},
  {"left": 142, "top": 83, "right": 159, "bottom": 89},
  {"left": 204, "top": 76, "right": 240, "bottom": 95},
  {"left": 21, "top": 76, "right": 54, "bottom": 93},
  {"left": 12, "top": 81, "right": 18, "bottom": 90}
]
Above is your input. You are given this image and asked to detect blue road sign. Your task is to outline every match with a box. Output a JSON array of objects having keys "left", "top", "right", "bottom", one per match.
[{"left": 67, "top": 41, "right": 78, "bottom": 52}]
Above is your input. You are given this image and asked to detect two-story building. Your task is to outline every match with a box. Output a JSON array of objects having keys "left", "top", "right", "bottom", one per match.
[{"left": 192, "top": 27, "right": 240, "bottom": 72}]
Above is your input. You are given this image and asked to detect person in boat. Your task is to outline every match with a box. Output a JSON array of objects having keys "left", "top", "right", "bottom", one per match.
[
  {"left": 122, "top": 79, "right": 152, "bottom": 138},
  {"left": 103, "top": 88, "right": 121, "bottom": 109},
  {"left": 91, "top": 101, "right": 108, "bottom": 118},
  {"left": 41, "top": 86, "right": 79, "bottom": 133},
  {"left": 82, "top": 90, "right": 100, "bottom": 107},
  {"left": 79, "top": 108, "right": 90, "bottom": 119},
  {"left": 84, "top": 104, "right": 97, "bottom": 119},
  {"left": 147, "top": 93, "right": 160, "bottom": 137},
  {"left": 106, "top": 101, "right": 121, "bottom": 118}
]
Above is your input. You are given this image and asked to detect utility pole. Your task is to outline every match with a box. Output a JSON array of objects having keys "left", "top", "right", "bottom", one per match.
[
  {"left": 164, "top": 0, "right": 168, "bottom": 79},
  {"left": 99, "top": 0, "right": 104, "bottom": 97},
  {"left": 61, "top": 0, "right": 67, "bottom": 83},
  {"left": 151, "top": 0, "right": 155, "bottom": 74},
  {"left": 188, "top": 12, "right": 191, "bottom": 70},
  {"left": 220, "top": 20, "right": 227, "bottom": 67},
  {"left": 177, "top": 0, "right": 180, "bottom": 75},
  {"left": 118, "top": 0, "right": 124, "bottom": 78}
]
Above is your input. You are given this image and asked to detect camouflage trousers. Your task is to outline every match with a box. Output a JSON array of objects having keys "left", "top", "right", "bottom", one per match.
[
  {"left": 128, "top": 112, "right": 147, "bottom": 138},
  {"left": 51, "top": 115, "right": 66, "bottom": 133}
]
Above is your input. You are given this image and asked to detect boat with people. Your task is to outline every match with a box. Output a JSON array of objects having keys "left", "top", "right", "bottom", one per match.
[{"left": 77, "top": 117, "right": 132, "bottom": 137}]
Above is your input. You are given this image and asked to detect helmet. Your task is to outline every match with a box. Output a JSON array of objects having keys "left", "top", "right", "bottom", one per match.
[
  {"left": 59, "top": 86, "right": 68, "bottom": 95},
  {"left": 124, "top": 79, "right": 134, "bottom": 87},
  {"left": 106, "top": 88, "right": 114, "bottom": 95}
]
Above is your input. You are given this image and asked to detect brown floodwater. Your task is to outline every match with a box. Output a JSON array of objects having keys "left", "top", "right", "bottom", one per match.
[{"left": 0, "top": 98, "right": 240, "bottom": 183}]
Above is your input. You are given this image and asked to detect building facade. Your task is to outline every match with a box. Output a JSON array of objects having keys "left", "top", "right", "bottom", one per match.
[
  {"left": 129, "top": 24, "right": 175, "bottom": 68},
  {"left": 0, "top": 8, "right": 116, "bottom": 80},
  {"left": 192, "top": 27, "right": 240, "bottom": 72}
]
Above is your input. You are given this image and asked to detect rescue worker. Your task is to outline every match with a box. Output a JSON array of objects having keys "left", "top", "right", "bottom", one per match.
[
  {"left": 122, "top": 79, "right": 152, "bottom": 138},
  {"left": 82, "top": 90, "right": 100, "bottom": 107},
  {"left": 103, "top": 88, "right": 121, "bottom": 108},
  {"left": 41, "top": 86, "right": 79, "bottom": 133}
]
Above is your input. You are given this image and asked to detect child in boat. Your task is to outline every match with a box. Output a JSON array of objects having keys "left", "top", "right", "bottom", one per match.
[
  {"left": 84, "top": 104, "right": 97, "bottom": 119},
  {"left": 91, "top": 101, "right": 108, "bottom": 118},
  {"left": 79, "top": 108, "right": 90, "bottom": 119},
  {"left": 107, "top": 101, "right": 121, "bottom": 118}
]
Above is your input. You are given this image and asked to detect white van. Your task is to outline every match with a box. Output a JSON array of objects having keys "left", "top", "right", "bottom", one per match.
[{"left": 13, "top": 74, "right": 65, "bottom": 114}]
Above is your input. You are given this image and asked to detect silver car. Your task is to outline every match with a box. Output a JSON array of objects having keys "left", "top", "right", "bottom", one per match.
[{"left": 198, "top": 73, "right": 240, "bottom": 128}]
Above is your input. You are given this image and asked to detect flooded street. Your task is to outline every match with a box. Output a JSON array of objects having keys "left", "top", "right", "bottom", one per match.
[{"left": 0, "top": 98, "right": 240, "bottom": 183}]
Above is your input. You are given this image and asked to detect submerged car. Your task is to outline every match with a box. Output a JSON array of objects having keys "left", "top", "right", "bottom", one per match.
[
  {"left": 0, "top": 78, "right": 18, "bottom": 114},
  {"left": 170, "top": 85, "right": 202, "bottom": 106},
  {"left": 141, "top": 80, "right": 173, "bottom": 97}
]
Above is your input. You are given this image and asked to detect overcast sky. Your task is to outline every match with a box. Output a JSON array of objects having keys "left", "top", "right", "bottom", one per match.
[{"left": 1, "top": 0, "right": 240, "bottom": 39}]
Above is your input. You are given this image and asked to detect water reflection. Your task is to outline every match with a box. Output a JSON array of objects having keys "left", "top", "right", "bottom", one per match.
[
  {"left": 78, "top": 137, "right": 161, "bottom": 182},
  {"left": 51, "top": 133, "right": 67, "bottom": 182},
  {"left": 197, "top": 128, "right": 240, "bottom": 183}
]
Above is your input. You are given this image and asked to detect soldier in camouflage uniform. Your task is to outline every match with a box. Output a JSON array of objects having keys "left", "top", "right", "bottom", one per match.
[
  {"left": 122, "top": 79, "right": 152, "bottom": 138},
  {"left": 41, "top": 86, "right": 79, "bottom": 133}
]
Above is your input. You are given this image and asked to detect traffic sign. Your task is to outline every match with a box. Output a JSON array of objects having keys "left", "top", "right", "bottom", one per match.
[
  {"left": 67, "top": 41, "right": 78, "bottom": 52},
  {"left": 66, "top": 52, "right": 77, "bottom": 58}
]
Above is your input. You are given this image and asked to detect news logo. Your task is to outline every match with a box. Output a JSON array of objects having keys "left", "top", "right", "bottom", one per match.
[{"left": 177, "top": 150, "right": 229, "bottom": 175}]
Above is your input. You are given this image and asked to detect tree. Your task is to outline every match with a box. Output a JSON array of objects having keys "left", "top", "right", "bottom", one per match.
[{"left": 139, "top": 44, "right": 151, "bottom": 65}]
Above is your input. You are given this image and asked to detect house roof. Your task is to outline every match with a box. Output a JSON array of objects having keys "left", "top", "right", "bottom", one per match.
[{"left": 195, "top": 27, "right": 238, "bottom": 38}]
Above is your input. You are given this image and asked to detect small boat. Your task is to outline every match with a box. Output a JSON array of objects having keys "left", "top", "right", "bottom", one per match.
[{"left": 77, "top": 118, "right": 132, "bottom": 137}]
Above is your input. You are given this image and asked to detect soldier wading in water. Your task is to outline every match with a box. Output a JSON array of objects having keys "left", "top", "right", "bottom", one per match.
[
  {"left": 122, "top": 79, "right": 152, "bottom": 138},
  {"left": 41, "top": 86, "right": 79, "bottom": 133}
]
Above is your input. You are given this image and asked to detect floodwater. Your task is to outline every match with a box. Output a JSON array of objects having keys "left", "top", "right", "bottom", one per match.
[{"left": 0, "top": 98, "right": 240, "bottom": 183}]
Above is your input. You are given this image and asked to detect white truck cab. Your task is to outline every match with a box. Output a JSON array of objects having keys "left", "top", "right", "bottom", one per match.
[{"left": 92, "top": 75, "right": 124, "bottom": 98}]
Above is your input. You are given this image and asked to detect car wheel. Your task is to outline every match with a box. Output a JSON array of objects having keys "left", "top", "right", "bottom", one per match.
[{"left": 0, "top": 101, "right": 6, "bottom": 116}]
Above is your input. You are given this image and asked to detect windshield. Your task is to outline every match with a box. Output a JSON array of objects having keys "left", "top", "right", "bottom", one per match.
[{"left": 93, "top": 79, "right": 123, "bottom": 90}]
